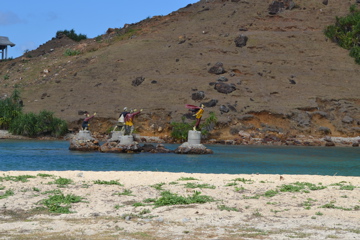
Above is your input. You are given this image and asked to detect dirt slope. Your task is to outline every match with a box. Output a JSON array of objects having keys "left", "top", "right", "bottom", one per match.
[{"left": 0, "top": 0, "right": 359, "bottom": 139}]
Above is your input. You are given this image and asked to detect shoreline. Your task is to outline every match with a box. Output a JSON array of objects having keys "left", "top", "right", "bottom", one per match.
[
  {"left": 1, "top": 129, "right": 359, "bottom": 147},
  {"left": 1, "top": 171, "right": 360, "bottom": 239}
]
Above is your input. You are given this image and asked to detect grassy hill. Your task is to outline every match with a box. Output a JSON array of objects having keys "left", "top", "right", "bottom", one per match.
[{"left": 1, "top": 0, "right": 359, "bottom": 140}]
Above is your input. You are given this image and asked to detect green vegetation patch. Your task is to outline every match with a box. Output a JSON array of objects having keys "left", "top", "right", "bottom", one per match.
[
  {"left": 320, "top": 201, "right": 353, "bottom": 211},
  {"left": 37, "top": 173, "right": 54, "bottom": 178},
  {"left": 177, "top": 177, "right": 199, "bottom": 181},
  {"left": 153, "top": 190, "right": 214, "bottom": 207},
  {"left": 93, "top": 180, "right": 123, "bottom": 186},
  {"left": 217, "top": 204, "right": 239, "bottom": 212},
  {"left": 48, "top": 177, "right": 73, "bottom": 187},
  {"left": 63, "top": 49, "right": 81, "bottom": 56},
  {"left": 113, "top": 189, "right": 134, "bottom": 196},
  {"left": 39, "top": 192, "right": 85, "bottom": 213},
  {"left": 0, "top": 174, "right": 36, "bottom": 182},
  {"left": 324, "top": 5, "right": 360, "bottom": 64},
  {"left": 302, "top": 198, "right": 317, "bottom": 210},
  {"left": 150, "top": 182, "right": 166, "bottom": 190},
  {"left": 279, "top": 182, "right": 326, "bottom": 193},
  {"left": 184, "top": 182, "right": 216, "bottom": 189},
  {"left": 171, "top": 112, "right": 217, "bottom": 141},
  {"left": 0, "top": 189, "right": 14, "bottom": 199},
  {"left": 0, "top": 89, "right": 68, "bottom": 137},
  {"left": 232, "top": 178, "right": 254, "bottom": 184}
]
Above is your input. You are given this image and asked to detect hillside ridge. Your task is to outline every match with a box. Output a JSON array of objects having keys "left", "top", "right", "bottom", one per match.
[{"left": 1, "top": 0, "right": 359, "bottom": 141}]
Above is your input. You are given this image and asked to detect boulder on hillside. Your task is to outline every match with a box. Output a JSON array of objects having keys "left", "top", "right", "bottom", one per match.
[
  {"left": 208, "top": 62, "right": 225, "bottom": 75},
  {"left": 268, "top": 0, "right": 295, "bottom": 15},
  {"left": 132, "top": 76, "right": 145, "bottom": 86},
  {"left": 342, "top": 116, "right": 354, "bottom": 124},
  {"left": 214, "top": 82, "right": 236, "bottom": 94},
  {"left": 220, "top": 105, "right": 229, "bottom": 114},
  {"left": 237, "top": 114, "right": 255, "bottom": 121},
  {"left": 234, "top": 34, "right": 248, "bottom": 48},
  {"left": 217, "top": 76, "right": 228, "bottom": 82},
  {"left": 191, "top": 91, "right": 205, "bottom": 101},
  {"left": 318, "top": 126, "right": 331, "bottom": 135},
  {"left": 202, "top": 99, "right": 218, "bottom": 108}
]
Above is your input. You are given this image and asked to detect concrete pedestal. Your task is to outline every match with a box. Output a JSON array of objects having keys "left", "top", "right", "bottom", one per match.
[
  {"left": 109, "top": 131, "right": 124, "bottom": 141},
  {"left": 119, "top": 135, "right": 134, "bottom": 145},
  {"left": 78, "top": 130, "right": 94, "bottom": 140},
  {"left": 188, "top": 130, "right": 201, "bottom": 144},
  {"left": 69, "top": 130, "right": 99, "bottom": 151}
]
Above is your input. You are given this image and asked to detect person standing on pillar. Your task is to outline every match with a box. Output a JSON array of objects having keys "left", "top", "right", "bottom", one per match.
[
  {"left": 185, "top": 104, "right": 205, "bottom": 131},
  {"left": 124, "top": 109, "right": 142, "bottom": 135},
  {"left": 82, "top": 112, "right": 96, "bottom": 131},
  {"left": 113, "top": 107, "right": 129, "bottom": 133}
]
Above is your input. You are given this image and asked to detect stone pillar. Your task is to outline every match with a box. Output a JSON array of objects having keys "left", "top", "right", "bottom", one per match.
[
  {"left": 188, "top": 130, "right": 201, "bottom": 144},
  {"left": 119, "top": 135, "right": 134, "bottom": 145},
  {"left": 78, "top": 130, "right": 93, "bottom": 140},
  {"left": 109, "top": 131, "right": 124, "bottom": 141}
]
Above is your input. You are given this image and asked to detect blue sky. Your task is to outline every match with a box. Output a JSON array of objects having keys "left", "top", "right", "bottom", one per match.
[{"left": 1, "top": 0, "right": 198, "bottom": 58}]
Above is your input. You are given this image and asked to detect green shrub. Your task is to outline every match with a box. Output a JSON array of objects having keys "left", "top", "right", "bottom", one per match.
[
  {"left": 56, "top": 29, "right": 87, "bottom": 42},
  {"left": 324, "top": 5, "right": 360, "bottom": 64},
  {"left": 154, "top": 190, "right": 214, "bottom": 207},
  {"left": 64, "top": 49, "right": 81, "bottom": 56},
  {"left": 0, "top": 89, "right": 22, "bottom": 129},
  {"left": 1, "top": 90, "right": 68, "bottom": 137},
  {"left": 8, "top": 110, "right": 68, "bottom": 137},
  {"left": 170, "top": 118, "right": 193, "bottom": 141},
  {"left": 40, "top": 192, "right": 84, "bottom": 213},
  {"left": 170, "top": 112, "right": 217, "bottom": 141}
]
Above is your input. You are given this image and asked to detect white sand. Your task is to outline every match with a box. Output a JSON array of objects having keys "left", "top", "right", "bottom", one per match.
[{"left": 0, "top": 171, "right": 359, "bottom": 239}]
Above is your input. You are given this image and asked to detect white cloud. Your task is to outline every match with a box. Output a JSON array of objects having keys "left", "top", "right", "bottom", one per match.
[{"left": 0, "top": 11, "right": 25, "bottom": 25}]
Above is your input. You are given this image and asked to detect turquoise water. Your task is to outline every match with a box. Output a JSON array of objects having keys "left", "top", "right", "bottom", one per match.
[{"left": 0, "top": 140, "right": 359, "bottom": 176}]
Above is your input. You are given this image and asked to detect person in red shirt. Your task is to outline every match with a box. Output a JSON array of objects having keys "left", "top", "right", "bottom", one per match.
[{"left": 82, "top": 112, "right": 96, "bottom": 130}]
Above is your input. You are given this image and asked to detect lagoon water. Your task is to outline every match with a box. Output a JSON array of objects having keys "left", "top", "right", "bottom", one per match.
[{"left": 0, "top": 140, "right": 359, "bottom": 176}]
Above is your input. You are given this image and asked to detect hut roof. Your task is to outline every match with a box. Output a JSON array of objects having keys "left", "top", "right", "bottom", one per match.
[{"left": 0, "top": 36, "right": 15, "bottom": 47}]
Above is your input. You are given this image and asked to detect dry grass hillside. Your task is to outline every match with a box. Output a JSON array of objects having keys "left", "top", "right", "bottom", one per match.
[{"left": 0, "top": 0, "right": 359, "bottom": 140}]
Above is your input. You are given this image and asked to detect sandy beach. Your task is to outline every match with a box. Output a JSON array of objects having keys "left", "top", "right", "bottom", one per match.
[{"left": 0, "top": 171, "right": 359, "bottom": 240}]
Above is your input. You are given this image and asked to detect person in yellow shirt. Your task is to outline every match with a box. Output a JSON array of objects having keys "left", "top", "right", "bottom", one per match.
[
  {"left": 185, "top": 104, "right": 205, "bottom": 131},
  {"left": 124, "top": 109, "right": 142, "bottom": 135}
]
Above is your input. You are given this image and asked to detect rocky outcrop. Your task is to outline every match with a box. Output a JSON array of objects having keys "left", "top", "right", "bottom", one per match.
[
  {"left": 174, "top": 142, "right": 213, "bottom": 154},
  {"left": 69, "top": 131, "right": 100, "bottom": 151},
  {"left": 100, "top": 141, "right": 142, "bottom": 153},
  {"left": 141, "top": 143, "right": 173, "bottom": 153}
]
